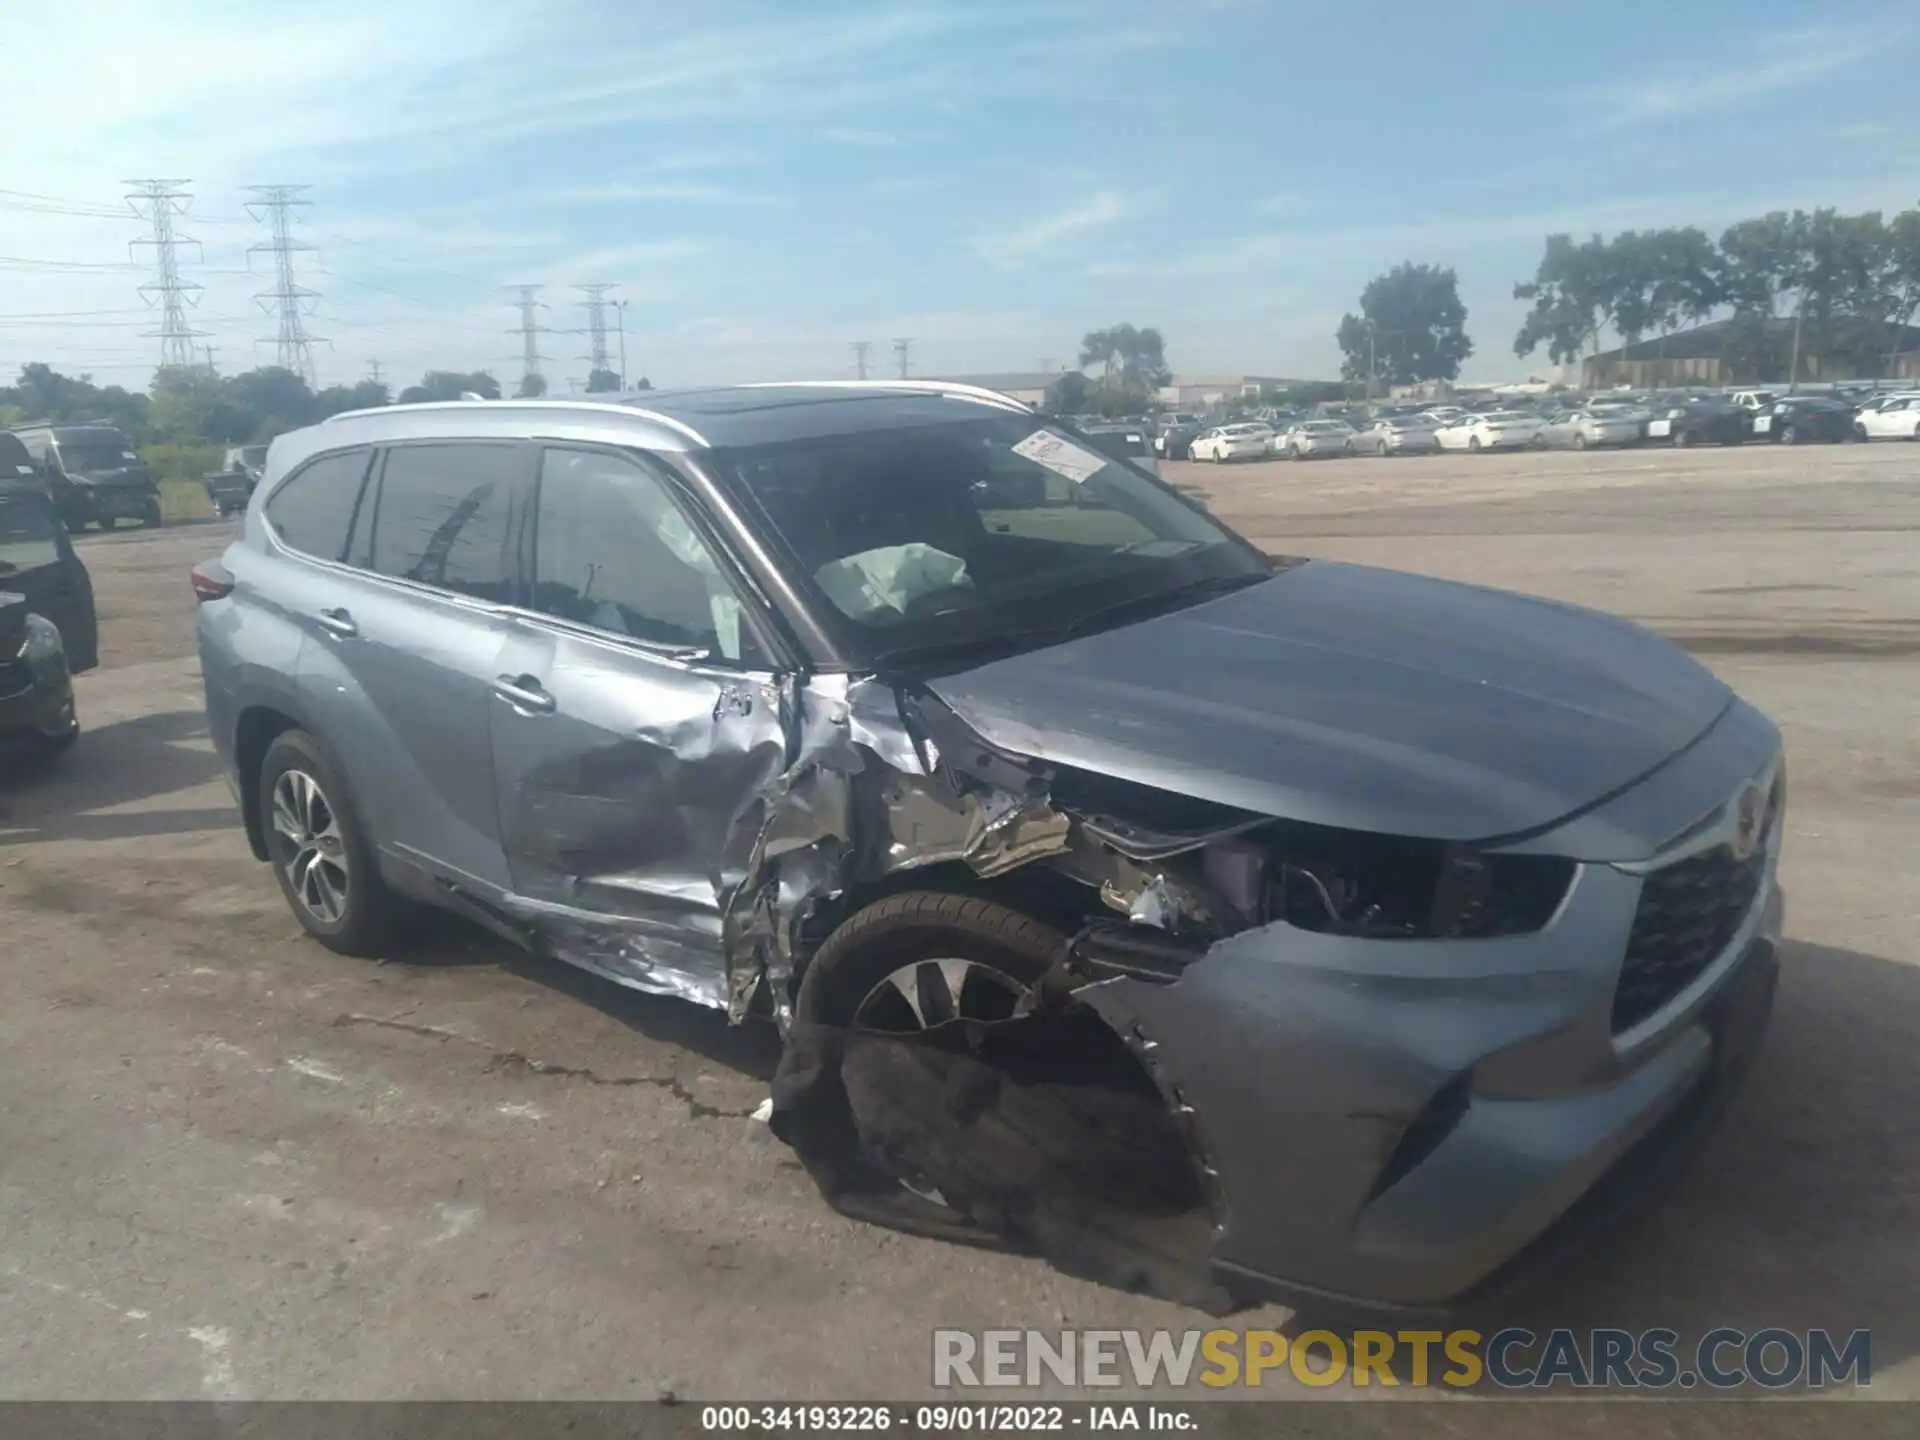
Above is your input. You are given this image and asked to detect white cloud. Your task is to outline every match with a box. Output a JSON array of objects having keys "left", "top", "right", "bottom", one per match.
[
  {"left": 1571, "top": 27, "right": 1891, "bottom": 130},
  {"left": 973, "top": 192, "right": 1129, "bottom": 266}
]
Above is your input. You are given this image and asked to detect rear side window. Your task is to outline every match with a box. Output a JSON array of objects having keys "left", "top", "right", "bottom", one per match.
[
  {"left": 264, "top": 448, "right": 373, "bottom": 561},
  {"left": 364, "top": 443, "right": 519, "bottom": 602},
  {"left": 0, "top": 490, "right": 62, "bottom": 572}
]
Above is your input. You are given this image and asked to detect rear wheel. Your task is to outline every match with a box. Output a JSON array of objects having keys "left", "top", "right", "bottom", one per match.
[
  {"left": 1468, "top": 436, "right": 1482, "bottom": 452},
  {"left": 1376, "top": 440, "right": 1389, "bottom": 456},
  {"left": 141, "top": 496, "right": 164, "bottom": 528},
  {"left": 1780, "top": 424, "right": 1800, "bottom": 446},
  {"left": 1674, "top": 428, "right": 1694, "bottom": 448},
  {"left": 258, "top": 729, "right": 400, "bottom": 957},
  {"left": 1854, "top": 423, "right": 1869, "bottom": 442},
  {"left": 1572, "top": 432, "right": 1588, "bottom": 451},
  {"left": 1289, "top": 445, "right": 1303, "bottom": 461}
]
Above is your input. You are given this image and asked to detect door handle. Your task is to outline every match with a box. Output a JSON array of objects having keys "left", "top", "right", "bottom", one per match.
[
  {"left": 492, "top": 674, "right": 556, "bottom": 715},
  {"left": 314, "top": 607, "right": 358, "bottom": 639}
]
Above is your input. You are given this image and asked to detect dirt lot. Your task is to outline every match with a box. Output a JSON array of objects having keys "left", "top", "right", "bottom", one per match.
[{"left": 3, "top": 441, "right": 1918, "bottom": 1401}]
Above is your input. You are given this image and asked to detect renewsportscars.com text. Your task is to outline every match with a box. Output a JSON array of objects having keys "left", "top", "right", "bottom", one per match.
[{"left": 932, "top": 1327, "right": 1871, "bottom": 1391}]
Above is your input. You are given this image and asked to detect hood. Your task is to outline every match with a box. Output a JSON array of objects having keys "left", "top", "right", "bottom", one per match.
[{"left": 924, "top": 561, "right": 1732, "bottom": 843}]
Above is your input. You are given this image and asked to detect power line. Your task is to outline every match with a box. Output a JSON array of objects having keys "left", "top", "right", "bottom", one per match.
[
  {"left": 893, "top": 337, "right": 913, "bottom": 379},
  {"left": 507, "top": 284, "right": 549, "bottom": 393},
  {"left": 575, "top": 283, "right": 617, "bottom": 377},
  {"left": 852, "top": 340, "right": 872, "bottom": 380},
  {"left": 245, "top": 184, "right": 324, "bottom": 384},
  {"left": 124, "top": 179, "right": 207, "bottom": 368}
]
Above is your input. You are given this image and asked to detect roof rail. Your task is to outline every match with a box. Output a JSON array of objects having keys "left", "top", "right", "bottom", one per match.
[
  {"left": 318, "top": 398, "right": 708, "bottom": 446},
  {"left": 737, "top": 379, "right": 1035, "bottom": 413}
]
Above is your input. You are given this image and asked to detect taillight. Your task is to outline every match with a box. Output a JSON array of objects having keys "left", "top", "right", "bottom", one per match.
[{"left": 191, "top": 560, "right": 235, "bottom": 602}]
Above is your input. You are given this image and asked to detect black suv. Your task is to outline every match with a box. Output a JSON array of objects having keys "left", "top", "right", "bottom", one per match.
[{"left": 10, "top": 422, "right": 163, "bottom": 532}]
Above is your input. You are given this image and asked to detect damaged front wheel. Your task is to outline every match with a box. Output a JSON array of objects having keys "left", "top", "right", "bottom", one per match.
[{"left": 799, "top": 891, "right": 1062, "bottom": 1032}]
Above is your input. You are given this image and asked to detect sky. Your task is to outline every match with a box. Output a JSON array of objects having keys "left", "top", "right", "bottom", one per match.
[{"left": 2, "top": 0, "right": 1918, "bottom": 395}]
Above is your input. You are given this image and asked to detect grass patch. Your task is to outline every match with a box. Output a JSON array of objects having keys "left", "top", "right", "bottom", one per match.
[{"left": 159, "top": 477, "right": 215, "bottom": 523}]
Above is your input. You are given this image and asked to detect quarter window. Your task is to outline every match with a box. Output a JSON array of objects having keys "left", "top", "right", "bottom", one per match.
[
  {"left": 364, "top": 444, "right": 519, "bottom": 602},
  {"left": 263, "top": 449, "right": 373, "bottom": 561}
]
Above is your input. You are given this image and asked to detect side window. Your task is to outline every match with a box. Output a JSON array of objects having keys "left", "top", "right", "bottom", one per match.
[
  {"left": 364, "top": 443, "right": 519, "bottom": 602},
  {"left": 263, "top": 449, "right": 373, "bottom": 561},
  {"left": 530, "top": 448, "right": 761, "bottom": 666}
]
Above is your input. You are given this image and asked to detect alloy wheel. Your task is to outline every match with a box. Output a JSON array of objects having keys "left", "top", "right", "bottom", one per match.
[
  {"left": 271, "top": 768, "right": 350, "bottom": 924},
  {"left": 852, "top": 957, "right": 1030, "bottom": 1034}
]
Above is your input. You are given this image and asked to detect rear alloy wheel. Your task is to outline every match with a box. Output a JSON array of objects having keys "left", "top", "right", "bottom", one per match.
[
  {"left": 1289, "top": 445, "right": 1303, "bottom": 461},
  {"left": 141, "top": 496, "right": 164, "bottom": 528},
  {"left": 1573, "top": 432, "right": 1589, "bottom": 451},
  {"left": 1780, "top": 424, "right": 1800, "bottom": 446},
  {"left": 1376, "top": 440, "right": 1390, "bottom": 456},
  {"left": 1468, "top": 436, "right": 1482, "bottom": 452},
  {"left": 1674, "top": 428, "right": 1694, "bottom": 448},
  {"left": 1854, "top": 424, "right": 1869, "bottom": 442},
  {"left": 258, "top": 729, "right": 399, "bottom": 956}
]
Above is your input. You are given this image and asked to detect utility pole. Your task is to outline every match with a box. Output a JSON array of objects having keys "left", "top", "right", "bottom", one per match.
[
  {"left": 614, "top": 299, "right": 630, "bottom": 389},
  {"left": 852, "top": 340, "right": 872, "bottom": 380},
  {"left": 244, "top": 184, "right": 323, "bottom": 385},
  {"left": 204, "top": 344, "right": 218, "bottom": 373},
  {"left": 892, "top": 337, "right": 912, "bottom": 379},
  {"left": 506, "top": 285, "right": 549, "bottom": 395},
  {"left": 124, "top": 179, "right": 206, "bottom": 368},
  {"left": 369, "top": 358, "right": 383, "bottom": 386},
  {"left": 576, "top": 283, "right": 616, "bottom": 381}
]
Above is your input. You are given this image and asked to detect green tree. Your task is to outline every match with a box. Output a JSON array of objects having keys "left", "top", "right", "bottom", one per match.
[
  {"left": 3, "top": 362, "right": 152, "bottom": 438},
  {"left": 1884, "top": 208, "right": 1920, "bottom": 371},
  {"left": 585, "top": 368, "right": 621, "bottom": 393},
  {"left": 1077, "top": 324, "right": 1172, "bottom": 407},
  {"left": 227, "top": 366, "right": 318, "bottom": 438},
  {"left": 397, "top": 370, "right": 502, "bottom": 403},
  {"left": 1512, "top": 234, "right": 1614, "bottom": 363},
  {"left": 149, "top": 365, "right": 254, "bottom": 444},
  {"left": 1044, "top": 371, "right": 1091, "bottom": 414},
  {"left": 1336, "top": 262, "right": 1473, "bottom": 389},
  {"left": 314, "top": 379, "right": 391, "bottom": 418},
  {"left": 514, "top": 372, "right": 549, "bottom": 398}
]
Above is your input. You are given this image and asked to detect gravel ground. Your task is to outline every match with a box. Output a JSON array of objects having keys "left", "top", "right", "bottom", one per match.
[{"left": 2, "top": 439, "right": 1917, "bottom": 1402}]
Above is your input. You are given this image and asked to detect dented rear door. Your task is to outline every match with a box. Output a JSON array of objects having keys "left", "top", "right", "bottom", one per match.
[{"left": 487, "top": 445, "right": 790, "bottom": 1005}]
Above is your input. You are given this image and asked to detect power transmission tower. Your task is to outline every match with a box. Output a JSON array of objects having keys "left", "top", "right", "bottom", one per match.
[
  {"left": 124, "top": 179, "right": 206, "bottom": 368},
  {"left": 575, "top": 284, "right": 617, "bottom": 379},
  {"left": 852, "top": 340, "right": 872, "bottom": 380},
  {"left": 892, "top": 337, "right": 912, "bottom": 379},
  {"left": 244, "top": 184, "right": 324, "bottom": 384},
  {"left": 506, "top": 285, "right": 549, "bottom": 394}
]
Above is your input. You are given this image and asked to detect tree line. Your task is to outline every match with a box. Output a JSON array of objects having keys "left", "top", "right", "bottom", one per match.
[{"left": 1511, "top": 207, "right": 1920, "bottom": 381}]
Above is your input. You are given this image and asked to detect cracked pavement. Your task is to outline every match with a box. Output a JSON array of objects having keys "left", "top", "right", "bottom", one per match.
[{"left": 3, "top": 442, "right": 1919, "bottom": 1402}]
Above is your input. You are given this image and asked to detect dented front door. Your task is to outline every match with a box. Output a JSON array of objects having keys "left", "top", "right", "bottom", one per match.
[
  {"left": 485, "top": 444, "right": 790, "bottom": 1008},
  {"left": 488, "top": 617, "right": 787, "bottom": 1005}
]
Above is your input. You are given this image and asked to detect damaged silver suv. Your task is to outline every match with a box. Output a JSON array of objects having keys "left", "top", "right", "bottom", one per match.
[{"left": 193, "top": 383, "right": 1783, "bottom": 1313}]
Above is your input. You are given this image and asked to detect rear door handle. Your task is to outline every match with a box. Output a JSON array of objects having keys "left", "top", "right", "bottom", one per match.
[
  {"left": 314, "top": 607, "right": 358, "bottom": 639},
  {"left": 492, "top": 674, "right": 556, "bottom": 715}
]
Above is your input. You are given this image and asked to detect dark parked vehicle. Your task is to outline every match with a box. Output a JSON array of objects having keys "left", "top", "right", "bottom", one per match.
[
  {"left": 194, "top": 384, "right": 1782, "bottom": 1313},
  {"left": 1153, "top": 415, "right": 1203, "bottom": 460},
  {"left": 9, "top": 423, "right": 163, "bottom": 532},
  {"left": 1750, "top": 396, "right": 1854, "bottom": 445},
  {"left": 0, "top": 472, "right": 97, "bottom": 756},
  {"left": 204, "top": 445, "right": 270, "bottom": 516},
  {"left": 1646, "top": 400, "right": 1751, "bottom": 448}
]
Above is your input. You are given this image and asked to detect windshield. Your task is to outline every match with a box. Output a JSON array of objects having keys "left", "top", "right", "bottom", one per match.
[
  {"left": 715, "top": 413, "right": 1269, "bottom": 667},
  {"left": 240, "top": 446, "right": 269, "bottom": 467},
  {"left": 54, "top": 435, "right": 140, "bottom": 473},
  {"left": 0, "top": 490, "right": 62, "bottom": 575}
]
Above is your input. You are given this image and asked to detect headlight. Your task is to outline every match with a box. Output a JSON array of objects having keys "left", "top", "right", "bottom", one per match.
[{"left": 20, "top": 612, "right": 64, "bottom": 663}]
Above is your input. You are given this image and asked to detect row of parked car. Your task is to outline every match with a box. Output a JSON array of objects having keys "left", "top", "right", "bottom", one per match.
[{"left": 1156, "top": 388, "right": 1920, "bottom": 463}]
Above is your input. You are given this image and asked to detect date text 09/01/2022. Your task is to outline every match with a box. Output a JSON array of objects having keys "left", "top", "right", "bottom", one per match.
[{"left": 699, "top": 1404, "right": 1193, "bottom": 1432}]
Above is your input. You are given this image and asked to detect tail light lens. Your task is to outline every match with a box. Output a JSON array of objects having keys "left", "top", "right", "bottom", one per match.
[{"left": 190, "top": 560, "right": 235, "bottom": 602}]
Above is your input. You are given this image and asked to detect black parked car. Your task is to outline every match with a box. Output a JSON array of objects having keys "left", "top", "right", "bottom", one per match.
[
  {"left": 1647, "top": 400, "right": 1751, "bottom": 447},
  {"left": 0, "top": 471, "right": 98, "bottom": 757},
  {"left": 1750, "top": 396, "right": 1854, "bottom": 445},
  {"left": 9, "top": 422, "right": 163, "bottom": 532}
]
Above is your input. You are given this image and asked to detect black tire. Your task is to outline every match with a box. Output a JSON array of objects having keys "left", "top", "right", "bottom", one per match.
[
  {"left": 257, "top": 728, "right": 400, "bottom": 957},
  {"left": 98, "top": 514, "right": 118, "bottom": 532},
  {"left": 1288, "top": 445, "right": 1303, "bottom": 461},
  {"left": 1572, "top": 432, "right": 1588, "bottom": 451},
  {"left": 1854, "top": 424, "right": 1869, "bottom": 442},
  {"left": 1780, "top": 424, "right": 1799, "bottom": 446},
  {"left": 1468, "top": 436, "right": 1482, "bottom": 452},
  {"left": 1376, "top": 440, "right": 1389, "bottom": 456},
  {"left": 1674, "top": 428, "right": 1694, "bottom": 448},
  {"left": 141, "top": 496, "right": 164, "bottom": 528},
  {"left": 799, "top": 891, "right": 1066, "bottom": 1030}
]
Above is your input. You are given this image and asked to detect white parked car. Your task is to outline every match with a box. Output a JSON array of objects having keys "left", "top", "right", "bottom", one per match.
[
  {"left": 1729, "top": 390, "right": 1780, "bottom": 413},
  {"left": 1854, "top": 395, "right": 1920, "bottom": 441},
  {"left": 1354, "top": 415, "right": 1439, "bottom": 455},
  {"left": 1421, "top": 406, "right": 1470, "bottom": 426},
  {"left": 1190, "top": 423, "right": 1274, "bottom": 462},
  {"left": 1433, "top": 410, "right": 1545, "bottom": 452},
  {"left": 1276, "top": 420, "right": 1359, "bottom": 459}
]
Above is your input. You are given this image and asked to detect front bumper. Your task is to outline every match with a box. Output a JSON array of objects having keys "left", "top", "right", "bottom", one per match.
[
  {"left": 0, "top": 647, "right": 77, "bottom": 743},
  {"left": 65, "top": 485, "right": 157, "bottom": 524},
  {"left": 1078, "top": 751, "right": 1784, "bottom": 1314}
]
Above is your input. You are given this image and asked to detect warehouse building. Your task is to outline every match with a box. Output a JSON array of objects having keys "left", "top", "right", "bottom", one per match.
[{"left": 1583, "top": 318, "right": 1920, "bottom": 389}]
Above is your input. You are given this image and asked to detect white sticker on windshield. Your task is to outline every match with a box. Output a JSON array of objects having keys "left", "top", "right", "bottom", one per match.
[
  {"left": 1011, "top": 429, "right": 1108, "bottom": 484},
  {"left": 15, "top": 465, "right": 31, "bottom": 475},
  {"left": 121, "top": 450, "right": 138, "bottom": 460}
]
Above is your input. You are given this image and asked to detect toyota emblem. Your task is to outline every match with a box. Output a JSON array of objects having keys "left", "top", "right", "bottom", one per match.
[{"left": 1730, "top": 782, "right": 1767, "bottom": 860}]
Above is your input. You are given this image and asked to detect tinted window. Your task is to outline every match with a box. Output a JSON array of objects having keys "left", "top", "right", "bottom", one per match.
[
  {"left": 264, "top": 448, "right": 373, "bottom": 561},
  {"left": 532, "top": 448, "right": 757, "bottom": 665},
  {"left": 365, "top": 443, "right": 519, "bottom": 601},
  {"left": 0, "top": 489, "right": 62, "bottom": 574},
  {"left": 0, "top": 434, "right": 36, "bottom": 482}
]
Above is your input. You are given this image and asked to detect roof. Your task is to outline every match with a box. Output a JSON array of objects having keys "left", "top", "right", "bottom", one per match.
[
  {"left": 1591, "top": 317, "right": 1920, "bottom": 363},
  {"left": 287, "top": 382, "right": 1034, "bottom": 473},
  {"left": 918, "top": 372, "right": 1067, "bottom": 393}
]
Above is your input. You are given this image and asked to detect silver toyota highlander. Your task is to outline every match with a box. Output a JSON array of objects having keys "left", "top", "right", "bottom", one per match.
[{"left": 193, "top": 382, "right": 1783, "bottom": 1313}]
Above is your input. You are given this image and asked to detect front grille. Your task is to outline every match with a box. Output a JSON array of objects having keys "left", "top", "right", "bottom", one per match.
[{"left": 1612, "top": 786, "right": 1778, "bottom": 1033}]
